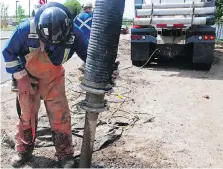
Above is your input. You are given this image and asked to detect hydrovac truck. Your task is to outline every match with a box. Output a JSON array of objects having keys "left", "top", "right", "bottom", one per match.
[{"left": 131, "top": 0, "right": 216, "bottom": 70}]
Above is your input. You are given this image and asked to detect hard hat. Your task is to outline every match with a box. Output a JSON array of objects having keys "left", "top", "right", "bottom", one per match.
[
  {"left": 83, "top": 1, "right": 93, "bottom": 9},
  {"left": 35, "top": 2, "right": 73, "bottom": 45},
  {"left": 36, "top": 6, "right": 72, "bottom": 45}
]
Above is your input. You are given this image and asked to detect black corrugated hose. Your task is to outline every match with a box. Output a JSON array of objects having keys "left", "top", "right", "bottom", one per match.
[{"left": 82, "top": 0, "right": 125, "bottom": 91}]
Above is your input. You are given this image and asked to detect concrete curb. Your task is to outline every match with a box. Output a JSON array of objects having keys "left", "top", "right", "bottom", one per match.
[{"left": 0, "top": 37, "right": 9, "bottom": 40}]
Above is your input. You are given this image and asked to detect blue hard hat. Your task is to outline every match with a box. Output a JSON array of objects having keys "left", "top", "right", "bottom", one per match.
[{"left": 35, "top": 2, "right": 73, "bottom": 45}]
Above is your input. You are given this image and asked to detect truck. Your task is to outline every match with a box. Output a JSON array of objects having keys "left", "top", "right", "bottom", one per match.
[{"left": 131, "top": 0, "right": 216, "bottom": 70}]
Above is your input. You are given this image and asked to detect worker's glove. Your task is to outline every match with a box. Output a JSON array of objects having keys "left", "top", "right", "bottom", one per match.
[
  {"left": 11, "top": 78, "right": 18, "bottom": 92},
  {"left": 111, "top": 61, "right": 120, "bottom": 86},
  {"left": 78, "top": 63, "right": 86, "bottom": 74},
  {"left": 107, "top": 61, "right": 120, "bottom": 96},
  {"left": 13, "top": 70, "right": 39, "bottom": 95},
  {"left": 78, "top": 63, "right": 86, "bottom": 81}
]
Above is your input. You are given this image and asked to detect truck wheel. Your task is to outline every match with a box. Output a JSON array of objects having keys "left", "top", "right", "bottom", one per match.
[
  {"left": 132, "top": 60, "right": 148, "bottom": 67},
  {"left": 193, "top": 63, "right": 212, "bottom": 71}
]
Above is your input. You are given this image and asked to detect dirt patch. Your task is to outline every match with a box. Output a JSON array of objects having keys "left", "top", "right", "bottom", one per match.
[{"left": 1, "top": 35, "right": 223, "bottom": 168}]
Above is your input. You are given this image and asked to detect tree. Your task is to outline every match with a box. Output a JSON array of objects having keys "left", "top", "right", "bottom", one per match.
[
  {"left": 64, "top": 0, "right": 81, "bottom": 19},
  {"left": 17, "top": 5, "right": 26, "bottom": 23},
  {"left": 0, "top": 3, "right": 8, "bottom": 20},
  {"left": 0, "top": 3, "right": 9, "bottom": 28},
  {"left": 216, "top": 0, "right": 223, "bottom": 21}
]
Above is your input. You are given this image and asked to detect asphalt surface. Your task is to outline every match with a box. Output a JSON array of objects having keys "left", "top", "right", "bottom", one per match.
[{"left": 1, "top": 31, "right": 13, "bottom": 83}]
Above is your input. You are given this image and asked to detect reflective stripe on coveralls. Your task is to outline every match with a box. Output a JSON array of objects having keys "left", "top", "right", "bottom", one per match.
[
  {"left": 62, "top": 48, "right": 70, "bottom": 64},
  {"left": 28, "top": 19, "right": 38, "bottom": 53},
  {"left": 5, "top": 60, "right": 20, "bottom": 68},
  {"left": 76, "top": 17, "right": 92, "bottom": 30}
]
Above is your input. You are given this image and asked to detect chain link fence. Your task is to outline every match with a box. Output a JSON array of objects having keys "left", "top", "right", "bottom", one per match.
[{"left": 215, "top": 22, "right": 223, "bottom": 40}]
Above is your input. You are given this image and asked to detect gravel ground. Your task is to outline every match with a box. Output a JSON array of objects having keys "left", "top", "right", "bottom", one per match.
[{"left": 1, "top": 35, "right": 223, "bottom": 168}]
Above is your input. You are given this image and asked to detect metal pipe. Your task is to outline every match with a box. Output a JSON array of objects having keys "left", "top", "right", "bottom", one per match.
[
  {"left": 79, "top": 93, "right": 105, "bottom": 168},
  {"left": 79, "top": 112, "right": 99, "bottom": 168},
  {"left": 136, "top": 2, "right": 206, "bottom": 9},
  {"left": 136, "top": 7, "right": 216, "bottom": 16}
]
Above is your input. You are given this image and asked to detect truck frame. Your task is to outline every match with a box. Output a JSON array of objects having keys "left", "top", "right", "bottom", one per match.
[{"left": 131, "top": 0, "right": 216, "bottom": 70}]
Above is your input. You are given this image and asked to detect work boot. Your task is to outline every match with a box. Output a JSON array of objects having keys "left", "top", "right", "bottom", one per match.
[
  {"left": 11, "top": 152, "right": 32, "bottom": 168},
  {"left": 78, "top": 63, "right": 85, "bottom": 73},
  {"left": 58, "top": 156, "right": 75, "bottom": 168},
  {"left": 78, "top": 63, "right": 85, "bottom": 82},
  {"left": 11, "top": 79, "right": 18, "bottom": 92}
]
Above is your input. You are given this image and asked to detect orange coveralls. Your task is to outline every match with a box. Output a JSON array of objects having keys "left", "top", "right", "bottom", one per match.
[{"left": 15, "top": 47, "right": 73, "bottom": 159}]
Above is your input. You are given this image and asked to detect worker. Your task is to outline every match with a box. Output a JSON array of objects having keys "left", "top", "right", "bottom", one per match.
[
  {"left": 74, "top": 1, "right": 93, "bottom": 40},
  {"left": 73, "top": 1, "right": 93, "bottom": 73},
  {"left": 2, "top": 2, "right": 118, "bottom": 168}
]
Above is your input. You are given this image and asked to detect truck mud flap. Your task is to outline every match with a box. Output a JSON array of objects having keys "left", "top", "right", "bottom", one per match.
[
  {"left": 131, "top": 42, "right": 156, "bottom": 64},
  {"left": 192, "top": 43, "right": 215, "bottom": 64}
]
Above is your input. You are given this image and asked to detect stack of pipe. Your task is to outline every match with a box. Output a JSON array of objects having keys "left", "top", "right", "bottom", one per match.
[
  {"left": 134, "top": 1, "right": 216, "bottom": 26},
  {"left": 136, "top": 7, "right": 215, "bottom": 16},
  {"left": 135, "top": 2, "right": 206, "bottom": 9}
]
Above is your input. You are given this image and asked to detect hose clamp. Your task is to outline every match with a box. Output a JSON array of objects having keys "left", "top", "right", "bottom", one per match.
[{"left": 80, "top": 100, "right": 108, "bottom": 113}]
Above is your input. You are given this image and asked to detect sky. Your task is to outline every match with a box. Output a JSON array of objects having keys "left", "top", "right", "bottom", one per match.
[{"left": 0, "top": 0, "right": 135, "bottom": 18}]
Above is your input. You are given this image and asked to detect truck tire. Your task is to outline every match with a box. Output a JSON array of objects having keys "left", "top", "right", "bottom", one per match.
[
  {"left": 191, "top": 42, "right": 214, "bottom": 71},
  {"left": 132, "top": 60, "right": 140, "bottom": 66},
  {"left": 193, "top": 63, "right": 212, "bottom": 71}
]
